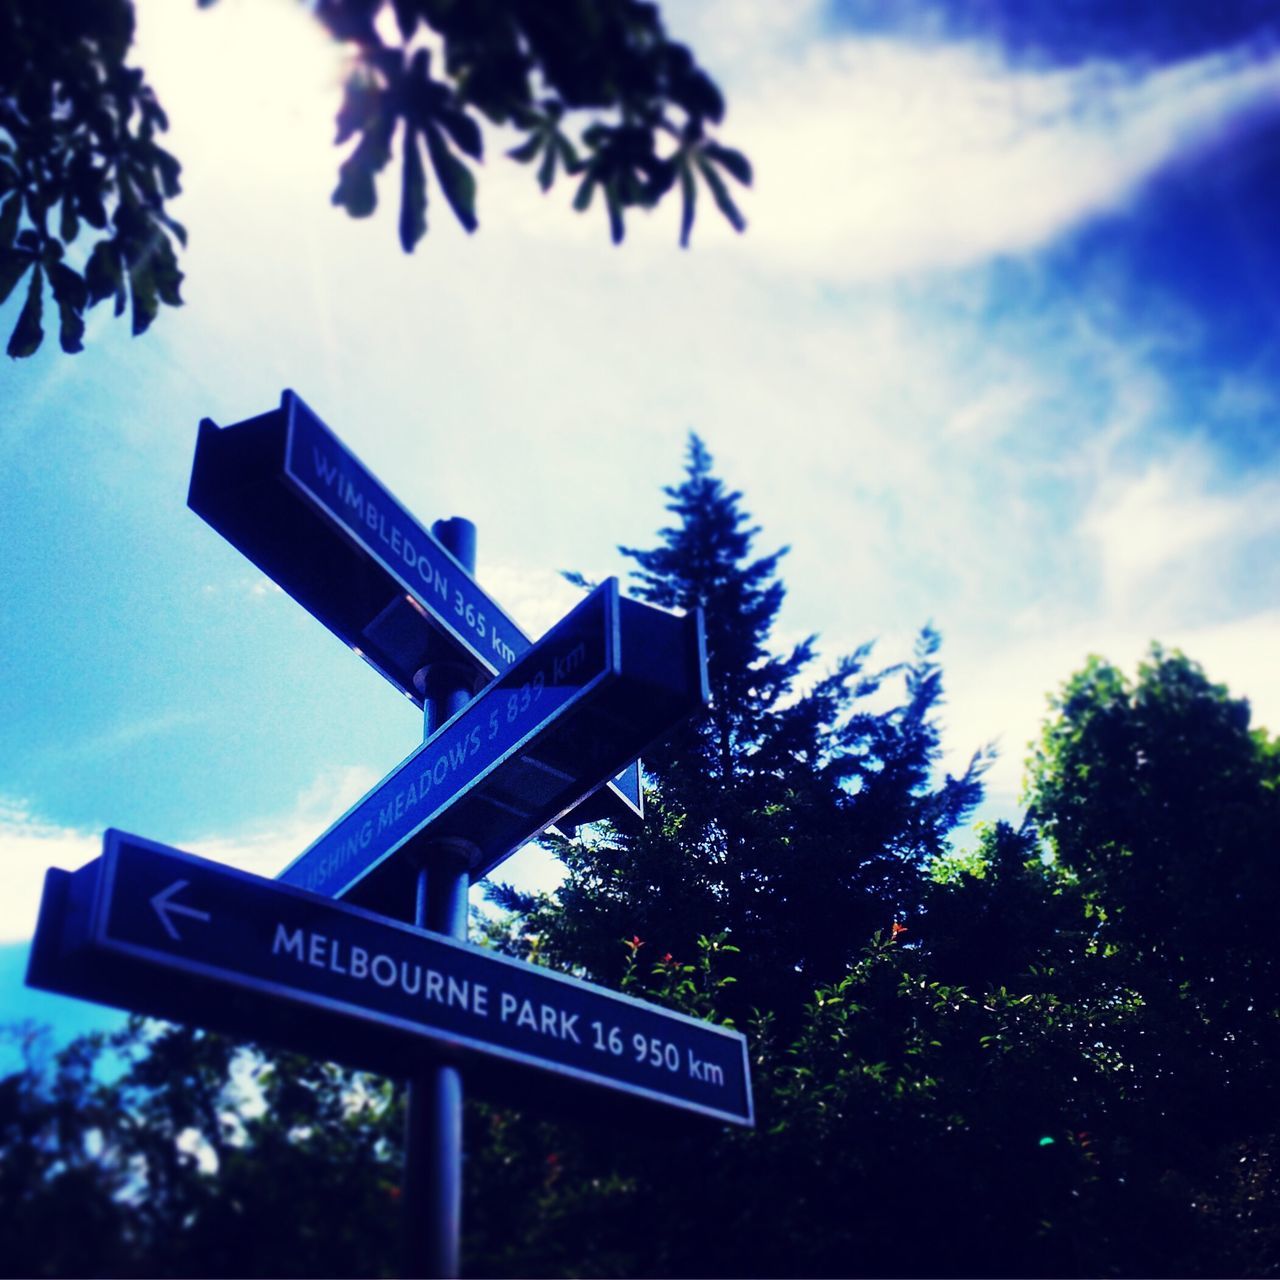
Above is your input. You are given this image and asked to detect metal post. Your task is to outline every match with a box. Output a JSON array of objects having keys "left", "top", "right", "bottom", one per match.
[{"left": 403, "top": 516, "right": 480, "bottom": 1279}]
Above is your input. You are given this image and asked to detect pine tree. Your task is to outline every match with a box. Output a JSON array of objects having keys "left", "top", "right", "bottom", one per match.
[{"left": 490, "top": 434, "right": 987, "bottom": 1026}]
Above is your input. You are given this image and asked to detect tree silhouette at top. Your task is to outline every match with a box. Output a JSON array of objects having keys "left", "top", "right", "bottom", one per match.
[{"left": 0, "top": 0, "right": 750, "bottom": 357}]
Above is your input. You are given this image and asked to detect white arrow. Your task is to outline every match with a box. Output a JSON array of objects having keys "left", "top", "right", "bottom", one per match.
[{"left": 150, "top": 879, "right": 212, "bottom": 941}]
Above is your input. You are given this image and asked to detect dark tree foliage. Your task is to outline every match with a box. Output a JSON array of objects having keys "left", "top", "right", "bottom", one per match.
[
  {"left": 0, "top": 1019, "right": 402, "bottom": 1278},
  {"left": 489, "top": 434, "right": 987, "bottom": 1029},
  {"left": 0, "top": 0, "right": 183, "bottom": 359},
  {"left": 11, "top": 463, "right": 1280, "bottom": 1276},
  {"left": 1024, "top": 648, "right": 1280, "bottom": 1231},
  {"left": 0, "top": 0, "right": 749, "bottom": 358}
]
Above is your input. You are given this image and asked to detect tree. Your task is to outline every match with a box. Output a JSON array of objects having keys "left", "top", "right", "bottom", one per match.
[
  {"left": 1028, "top": 646, "right": 1280, "bottom": 995},
  {"left": 491, "top": 434, "right": 987, "bottom": 1029},
  {"left": 0, "top": 1018, "right": 402, "bottom": 1278},
  {"left": 0, "top": 0, "right": 750, "bottom": 358},
  {"left": 11, "top": 547, "right": 1280, "bottom": 1274},
  {"left": 1023, "top": 647, "right": 1280, "bottom": 1255}
]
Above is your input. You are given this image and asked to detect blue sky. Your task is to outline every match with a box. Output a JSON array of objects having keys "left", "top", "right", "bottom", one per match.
[{"left": 3, "top": 0, "right": 1280, "bottom": 1044}]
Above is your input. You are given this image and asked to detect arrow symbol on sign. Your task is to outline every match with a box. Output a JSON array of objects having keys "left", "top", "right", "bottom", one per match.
[{"left": 150, "top": 879, "right": 211, "bottom": 941}]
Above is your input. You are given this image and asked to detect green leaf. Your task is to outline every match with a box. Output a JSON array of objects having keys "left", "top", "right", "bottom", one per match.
[
  {"left": 128, "top": 258, "right": 159, "bottom": 336},
  {"left": 84, "top": 240, "right": 122, "bottom": 305},
  {"left": 59, "top": 196, "right": 79, "bottom": 244},
  {"left": 0, "top": 194, "right": 19, "bottom": 250},
  {"left": 438, "top": 109, "right": 482, "bottom": 162},
  {"left": 678, "top": 162, "right": 695, "bottom": 248},
  {"left": 157, "top": 210, "right": 187, "bottom": 248},
  {"left": 7, "top": 264, "right": 44, "bottom": 358},
  {"left": 572, "top": 173, "right": 596, "bottom": 213},
  {"left": 423, "top": 125, "right": 477, "bottom": 233},
  {"left": 0, "top": 250, "right": 30, "bottom": 307},
  {"left": 704, "top": 143, "right": 753, "bottom": 187},
  {"left": 537, "top": 136, "right": 557, "bottom": 191},
  {"left": 399, "top": 128, "right": 427, "bottom": 252},
  {"left": 150, "top": 232, "right": 184, "bottom": 307},
  {"left": 332, "top": 118, "right": 394, "bottom": 219},
  {"left": 555, "top": 134, "right": 581, "bottom": 174},
  {"left": 696, "top": 155, "right": 746, "bottom": 233},
  {"left": 507, "top": 134, "right": 542, "bottom": 164},
  {"left": 604, "top": 181, "right": 624, "bottom": 244},
  {"left": 49, "top": 263, "right": 87, "bottom": 354},
  {"left": 152, "top": 147, "right": 182, "bottom": 199}
]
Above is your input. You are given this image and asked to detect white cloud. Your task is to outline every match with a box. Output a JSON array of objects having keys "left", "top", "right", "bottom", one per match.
[
  {"left": 711, "top": 32, "right": 1280, "bottom": 279},
  {"left": 0, "top": 766, "right": 379, "bottom": 944},
  {"left": 188, "top": 764, "right": 383, "bottom": 880},
  {"left": 0, "top": 800, "right": 101, "bottom": 943},
  {"left": 942, "top": 607, "right": 1280, "bottom": 822},
  {"left": 1082, "top": 444, "right": 1280, "bottom": 612}
]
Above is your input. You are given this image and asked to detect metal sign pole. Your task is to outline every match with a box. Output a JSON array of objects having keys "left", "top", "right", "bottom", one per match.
[{"left": 404, "top": 516, "right": 479, "bottom": 1279}]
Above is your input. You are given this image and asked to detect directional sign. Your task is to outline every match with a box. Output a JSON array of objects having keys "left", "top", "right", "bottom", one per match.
[
  {"left": 278, "top": 579, "right": 707, "bottom": 917},
  {"left": 28, "top": 833, "right": 754, "bottom": 1127},
  {"left": 188, "top": 389, "right": 643, "bottom": 825}
]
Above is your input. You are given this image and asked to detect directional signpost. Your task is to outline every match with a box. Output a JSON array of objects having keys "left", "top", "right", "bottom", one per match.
[
  {"left": 29, "top": 833, "right": 752, "bottom": 1126},
  {"left": 188, "top": 389, "right": 642, "bottom": 828},
  {"left": 279, "top": 577, "right": 705, "bottom": 917},
  {"left": 27, "top": 394, "right": 752, "bottom": 1279}
]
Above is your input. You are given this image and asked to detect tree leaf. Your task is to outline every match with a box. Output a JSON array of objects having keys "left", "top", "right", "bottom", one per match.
[
  {"left": 6, "top": 264, "right": 44, "bottom": 358},
  {"left": 704, "top": 142, "right": 752, "bottom": 187},
  {"left": 507, "top": 133, "right": 542, "bottom": 164},
  {"left": 399, "top": 127, "right": 427, "bottom": 252},
  {"left": 84, "top": 240, "right": 122, "bottom": 305},
  {"left": 423, "top": 125, "right": 477, "bottom": 232},
  {"left": 696, "top": 156, "right": 746, "bottom": 233},
  {"left": 678, "top": 161, "right": 695, "bottom": 248},
  {"left": 555, "top": 133, "right": 580, "bottom": 173},
  {"left": 572, "top": 173, "right": 596, "bottom": 212},
  {"left": 332, "top": 116, "right": 394, "bottom": 218},
  {"left": 59, "top": 196, "right": 80, "bottom": 244},
  {"left": 49, "top": 263, "right": 87, "bottom": 354},
  {"left": 0, "top": 193, "right": 19, "bottom": 250},
  {"left": 438, "top": 108, "right": 482, "bottom": 161},
  {"left": 537, "top": 135, "right": 557, "bottom": 191},
  {"left": 150, "top": 231, "right": 184, "bottom": 307},
  {"left": 604, "top": 180, "right": 624, "bottom": 244},
  {"left": 0, "top": 250, "right": 32, "bottom": 308},
  {"left": 128, "top": 258, "right": 159, "bottom": 336}
]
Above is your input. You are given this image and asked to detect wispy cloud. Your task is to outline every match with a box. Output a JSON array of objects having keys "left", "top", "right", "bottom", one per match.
[
  {"left": 688, "top": 15, "right": 1280, "bottom": 279},
  {"left": 0, "top": 765, "right": 380, "bottom": 944},
  {"left": 0, "top": 800, "right": 100, "bottom": 944},
  {"left": 1082, "top": 444, "right": 1280, "bottom": 615}
]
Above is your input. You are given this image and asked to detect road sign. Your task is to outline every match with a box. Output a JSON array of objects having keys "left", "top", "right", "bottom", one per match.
[
  {"left": 28, "top": 832, "right": 754, "bottom": 1127},
  {"left": 188, "top": 389, "right": 644, "bottom": 825},
  {"left": 278, "top": 578, "right": 707, "bottom": 916}
]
